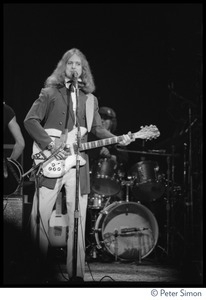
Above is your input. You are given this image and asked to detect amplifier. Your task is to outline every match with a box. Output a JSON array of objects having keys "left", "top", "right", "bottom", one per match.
[
  {"left": 3, "top": 144, "right": 24, "bottom": 197},
  {"left": 3, "top": 196, "right": 24, "bottom": 231}
]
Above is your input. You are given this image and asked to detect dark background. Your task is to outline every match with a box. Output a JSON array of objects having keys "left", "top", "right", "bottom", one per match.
[{"left": 3, "top": 3, "right": 202, "bottom": 182}]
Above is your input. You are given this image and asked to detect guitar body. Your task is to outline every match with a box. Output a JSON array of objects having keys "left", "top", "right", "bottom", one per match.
[
  {"left": 32, "top": 127, "right": 87, "bottom": 178},
  {"left": 48, "top": 212, "right": 69, "bottom": 247},
  {"left": 3, "top": 158, "right": 23, "bottom": 196},
  {"left": 48, "top": 192, "right": 69, "bottom": 247}
]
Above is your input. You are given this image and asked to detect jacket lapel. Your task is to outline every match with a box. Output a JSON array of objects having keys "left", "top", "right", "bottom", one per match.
[
  {"left": 59, "top": 86, "right": 68, "bottom": 106},
  {"left": 59, "top": 86, "right": 75, "bottom": 124},
  {"left": 58, "top": 87, "right": 88, "bottom": 127}
]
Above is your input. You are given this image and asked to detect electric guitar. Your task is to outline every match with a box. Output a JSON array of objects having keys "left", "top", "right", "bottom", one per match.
[
  {"left": 32, "top": 125, "right": 160, "bottom": 178},
  {"left": 48, "top": 192, "right": 69, "bottom": 247}
]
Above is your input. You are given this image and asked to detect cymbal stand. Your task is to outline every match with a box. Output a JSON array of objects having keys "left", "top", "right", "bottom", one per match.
[
  {"left": 183, "top": 105, "right": 194, "bottom": 256},
  {"left": 87, "top": 208, "right": 100, "bottom": 260},
  {"left": 165, "top": 154, "right": 171, "bottom": 257},
  {"left": 169, "top": 145, "right": 177, "bottom": 257}
]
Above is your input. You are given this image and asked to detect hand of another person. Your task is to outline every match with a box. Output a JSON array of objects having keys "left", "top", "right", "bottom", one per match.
[
  {"left": 118, "top": 132, "right": 134, "bottom": 146},
  {"left": 110, "top": 155, "right": 117, "bottom": 162},
  {"left": 100, "top": 147, "right": 110, "bottom": 157}
]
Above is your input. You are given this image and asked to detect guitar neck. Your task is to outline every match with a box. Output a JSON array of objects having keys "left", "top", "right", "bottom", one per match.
[{"left": 81, "top": 135, "right": 124, "bottom": 151}]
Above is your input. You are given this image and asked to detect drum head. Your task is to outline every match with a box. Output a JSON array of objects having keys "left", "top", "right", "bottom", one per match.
[
  {"left": 95, "top": 201, "right": 158, "bottom": 261},
  {"left": 92, "top": 178, "right": 121, "bottom": 197}
]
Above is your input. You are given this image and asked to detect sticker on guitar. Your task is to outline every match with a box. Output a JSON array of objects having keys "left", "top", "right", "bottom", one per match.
[{"left": 32, "top": 125, "right": 160, "bottom": 178}]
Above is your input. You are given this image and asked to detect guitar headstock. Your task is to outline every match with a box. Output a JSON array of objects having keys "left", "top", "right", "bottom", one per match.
[{"left": 134, "top": 125, "right": 160, "bottom": 140}]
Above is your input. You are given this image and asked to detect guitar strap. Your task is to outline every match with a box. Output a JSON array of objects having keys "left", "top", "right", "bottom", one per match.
[
  {"left": 59, "top": 88, "right": 72, "bottom": 145},
  {"left": 65, "top": 90, "right": 94, "bottom": 133},
  {"left": 86, "top": 93, "right": 94, "bottom": 132}
]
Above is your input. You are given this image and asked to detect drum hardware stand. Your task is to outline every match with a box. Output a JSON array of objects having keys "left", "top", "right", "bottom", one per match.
[
  {"left": 182, "top": 108, "right": 195, "bottom": 260},
  {"left": 121, "top": 179, "right": 133, "bottom": 202},
  {"left": 161, "top": 153, "right": 171, "bottom": 258},
  {"left": 86, "top": 209, "right": 101, "bottom": 260},
  {"left": 164, "top": 146, "right": 180, "bottom": 260},
  {"left": 169, "top": 87, "right": 196, "bottom": 259},
  {"left": 168, "top": 145, "right": 177, "bottom": 258},
  {"left": 114, "top": 229, "right": 119, "bottom": 262},
  {"left": 103, "top": 196, "right": 111, "bottom": 208}
]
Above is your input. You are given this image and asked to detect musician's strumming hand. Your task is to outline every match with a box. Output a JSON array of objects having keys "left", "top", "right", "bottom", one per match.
[
  {"left": 118, "top": 132, "right": 134, "bottom": 146},
  {"left": 54, "top": 148, "right": 69, "bottom": 160},
  {"left": 47, "top": 141, "right": 69, "bottom": 160}
]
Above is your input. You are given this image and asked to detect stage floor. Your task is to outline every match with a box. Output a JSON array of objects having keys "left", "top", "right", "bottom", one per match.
[{"left": 3, "top": 245, "right": 203, "bottom": 287}]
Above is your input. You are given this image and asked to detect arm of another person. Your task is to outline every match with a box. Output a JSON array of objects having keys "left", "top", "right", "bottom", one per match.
[
  {"left": 8, "top": 116, "right": 25, "bottom": 160},
  {"left": 91, "top": 97, "right": 133, "bottom": 146}
]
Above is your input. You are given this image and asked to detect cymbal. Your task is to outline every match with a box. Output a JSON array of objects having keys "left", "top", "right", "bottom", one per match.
[{"left": 117, "top": 147, "right": 178, "bottom": 157}]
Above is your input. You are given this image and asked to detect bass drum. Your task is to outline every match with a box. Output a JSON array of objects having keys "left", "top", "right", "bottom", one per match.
[
  {"left": 95, "top": 201, "right": 158, "bottom": 261},
  {"left": 3, "top": 158, "right": 23, "bottom": 196}
]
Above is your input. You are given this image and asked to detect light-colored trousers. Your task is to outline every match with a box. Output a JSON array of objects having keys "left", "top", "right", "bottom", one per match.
[{"left": 30, "top": 169, "right": 88, "bottom": 279}]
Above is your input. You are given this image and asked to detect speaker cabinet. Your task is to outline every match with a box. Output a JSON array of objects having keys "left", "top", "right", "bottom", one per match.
[
  {"left": 3, "top": 196, "right": 24, "bottom": 231},
  {"left": 3, "top": 144, "right": 24, "bottom": 197}
]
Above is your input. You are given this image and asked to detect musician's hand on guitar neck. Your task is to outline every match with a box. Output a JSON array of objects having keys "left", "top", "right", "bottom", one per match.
[{"left": 118, "top": 132, "right": 134, "bottom": 146}]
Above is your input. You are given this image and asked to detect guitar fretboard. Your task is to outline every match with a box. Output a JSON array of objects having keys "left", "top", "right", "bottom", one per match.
[{"left": 80, "top": 136, "right": 124, "bottom": 151}]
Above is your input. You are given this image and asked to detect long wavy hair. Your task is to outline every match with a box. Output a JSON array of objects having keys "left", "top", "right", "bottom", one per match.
[{"left": 45, "top": 48, "right": 95, "bottom": 93}]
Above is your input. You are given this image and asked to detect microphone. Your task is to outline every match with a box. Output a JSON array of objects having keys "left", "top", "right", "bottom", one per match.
[
  {"left": 71, "top": 71, "right": 78, "bottom": 88},
  {"left": 72, "top": 71, "right": 78, "bottom": 79},
  {"left": 148, "top": 149, "right": 166, "bottom": 154},
  {"left": 120, "top": 227, "right": 149, "bottom": 234}
]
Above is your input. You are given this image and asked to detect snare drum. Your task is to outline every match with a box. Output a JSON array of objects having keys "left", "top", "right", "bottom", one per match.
[{"left": 88, "top": 193, "right": 110, "bottom": 210}]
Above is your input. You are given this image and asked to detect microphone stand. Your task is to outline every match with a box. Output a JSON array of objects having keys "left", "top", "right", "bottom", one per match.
[
  {"left": 165, "top": 154, "right": 171, "bottom": 257},
  {"left": 71, "top": 76, "right": 82, "bottom": 281}
]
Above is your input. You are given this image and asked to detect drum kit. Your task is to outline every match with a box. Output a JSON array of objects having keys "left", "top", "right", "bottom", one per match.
[
  {"left": 86, "top": 150, "right": 181, "bottom": 262},
  {"left": 3, "top": 149, "right": 181, "bottom": 263}
]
